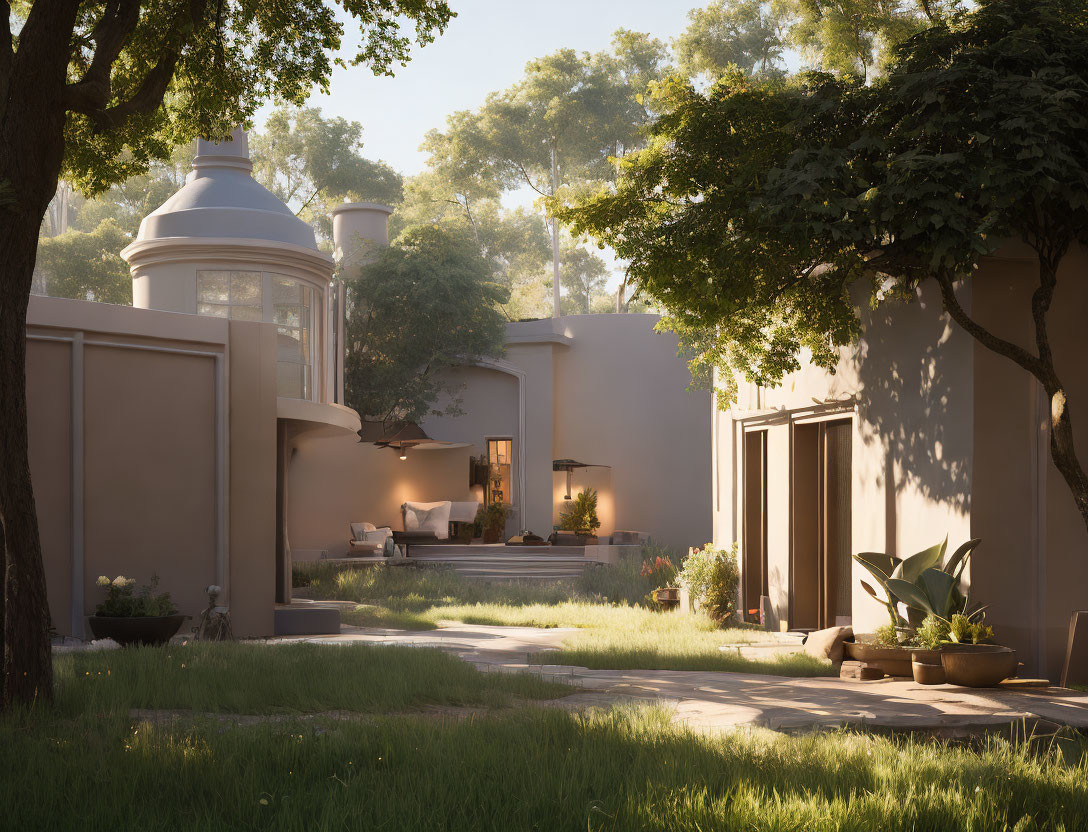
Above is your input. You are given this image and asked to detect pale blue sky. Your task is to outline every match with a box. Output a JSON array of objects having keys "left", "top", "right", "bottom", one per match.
[
  {"left": 256, "top": 0, "right": 703, "bottom": 293},
  {"left": 279, "top": 0, "right": 696, "bottom": 178}
]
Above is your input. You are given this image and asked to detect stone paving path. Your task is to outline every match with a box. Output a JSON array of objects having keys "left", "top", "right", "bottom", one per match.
[{"left": 274, "top": 622, "right": 1088, "bottom": 734}]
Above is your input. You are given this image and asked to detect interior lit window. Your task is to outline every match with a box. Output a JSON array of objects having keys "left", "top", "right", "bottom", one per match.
[{"left": 487, "top": 438, "right": 513, "bottom": 506}]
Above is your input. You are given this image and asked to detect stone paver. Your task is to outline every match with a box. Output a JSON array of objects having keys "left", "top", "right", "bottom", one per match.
[{"left": 273, "top": 623, "right": 1088, "bottom": 734}]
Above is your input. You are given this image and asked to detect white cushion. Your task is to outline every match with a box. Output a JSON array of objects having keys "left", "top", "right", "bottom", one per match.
[
  {"left": 403, "top": 501, "right": 451, "bottom": 539},
  {"left": 448, "top": 501, "right": 481, "bottom": 523}
]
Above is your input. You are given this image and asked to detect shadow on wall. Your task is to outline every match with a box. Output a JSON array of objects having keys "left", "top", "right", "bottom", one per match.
[{"left": 854, "top": 291, "right": 973, "bottom": 537}]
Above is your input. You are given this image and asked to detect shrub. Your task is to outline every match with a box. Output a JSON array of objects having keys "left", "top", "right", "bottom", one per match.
[{"left": 678, "top": 543, "right": 740, "bottom": 625}]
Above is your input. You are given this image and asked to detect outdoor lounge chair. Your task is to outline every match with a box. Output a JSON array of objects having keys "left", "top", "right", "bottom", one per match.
[
  {"left": 348, "top": 522, "right": 392, "bottom": 555},
  {"left": 397, "top": 500, "right": 480, "bottom": 556}
]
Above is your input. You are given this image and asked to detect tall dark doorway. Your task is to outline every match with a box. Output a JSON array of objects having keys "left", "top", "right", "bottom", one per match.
[
  {"left": 791, "top": 418, "right": 852, "bottom": 630},
  {"left": 742, "top": 430, "right": 768, "bottom": 619}
]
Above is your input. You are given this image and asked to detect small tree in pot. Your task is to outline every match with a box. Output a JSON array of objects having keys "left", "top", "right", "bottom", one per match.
[{"left": 559, "top": 489, "right": 601, "bottom": 539}]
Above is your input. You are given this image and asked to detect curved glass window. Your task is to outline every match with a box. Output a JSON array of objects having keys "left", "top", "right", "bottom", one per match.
[
  {"left": 197, "top": 270, "right": 318, "bottom": 400},
  {"left": 272, "top": 276, "right": 313, "bottom": 400}
]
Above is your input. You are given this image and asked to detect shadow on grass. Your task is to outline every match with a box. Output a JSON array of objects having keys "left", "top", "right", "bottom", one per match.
[{"left": 3, "top": 702, "right": 1085, "bottom": 831}]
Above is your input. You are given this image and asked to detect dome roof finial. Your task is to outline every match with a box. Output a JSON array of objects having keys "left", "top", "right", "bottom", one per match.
[{"left": 192, "top": 126, "right": 253, "bottom": 176}]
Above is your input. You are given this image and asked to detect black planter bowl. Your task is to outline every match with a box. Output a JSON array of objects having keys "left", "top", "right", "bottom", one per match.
[{"left": 87, "top": 614, "right": 186, "bottom": 646}]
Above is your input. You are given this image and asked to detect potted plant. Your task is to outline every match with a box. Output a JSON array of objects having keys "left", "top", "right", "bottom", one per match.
[
  {"left": 477, "top": 502, "right": 511, "bottom": 544},
  {"left": 88, "top": 574, "right": 185, "bottom": 646},
  {"left": 558, "top": 488, "right": 601, "bottom": 544},
  {"left": 641, "top": 553, "right": 680, "bottom": 610},
  {"left": 846, "top": 537, "right": 987, "bottom": 678}
]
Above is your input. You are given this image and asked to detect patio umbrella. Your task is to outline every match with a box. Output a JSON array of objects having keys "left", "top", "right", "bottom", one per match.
[
  {"left": 358, "top": 421, "right": 468, "bottom": 460},
  {"left": 552, "top": 458, "right": 611, "bottom": 500}
]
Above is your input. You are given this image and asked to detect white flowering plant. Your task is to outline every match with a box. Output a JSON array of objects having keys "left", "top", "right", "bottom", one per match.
[{"left": 93, "top": 573, "right": 177, "bottom": 617}]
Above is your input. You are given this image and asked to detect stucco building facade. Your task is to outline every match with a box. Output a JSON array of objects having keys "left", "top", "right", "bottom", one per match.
[{"left": 712, "top": 245, "right": 1088, "bottom": 679}]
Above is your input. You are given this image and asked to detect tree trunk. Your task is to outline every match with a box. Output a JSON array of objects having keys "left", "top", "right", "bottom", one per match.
[
  {"left": 550, "top": 143, "right": 561, "bottom": 318},
  {"left": 1046, "top": 386, "right": 1088, "bottom": 534},
  {"left": 0, "top": 217, "right": 53, "bottom": 706},
  {"left": 0, "top": 3, "right": 77, "bottom": 706}
]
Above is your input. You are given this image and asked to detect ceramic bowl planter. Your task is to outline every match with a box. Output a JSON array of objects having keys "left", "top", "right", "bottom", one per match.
[
  {"left": 910, "top": 649, "right": 946, "bottom": 685},
  {"left": 842, "top": 641, "right": 914, "bottom": 677},
  {"left": 940, "top": 645, "right": 1018, "bottom": 687},
  {"left": 88, "top": 613, "right": 186, "bottom": 647}
]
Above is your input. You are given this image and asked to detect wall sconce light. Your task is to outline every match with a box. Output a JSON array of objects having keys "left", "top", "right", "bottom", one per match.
[{"left": 399, "top": 447, "right": 408, "bottom": 461}]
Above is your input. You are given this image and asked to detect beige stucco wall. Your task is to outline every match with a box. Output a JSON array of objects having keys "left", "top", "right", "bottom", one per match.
[
  {"left": 83, "top": 342, "right": 218, "bottom": 628},
  {"left": 26, "top": 296, "right": 279, "bottom": 638},
  {"left": 423, "top": 315, "right": 713, "bottom": 551},
  {"left": 714, "top": 250, "right": 1087, "bottom": 678},
  {"left": 286, "top": 435, "right": 474, "bottom": 557},
  {"left": 227, "top": 320, "right": 278, "bottom": 636},
  {"left": 715, "top": 281, "right": 975, "bottom": 634},
  {"left": 551, "top": 315, "right": 712, "bottom": 551},
  {"left": 293, "top": 314, "right": 712, "bottom": 554},
  {"left": 970, "top": 246, "right": 1088, "bottom": 679}
]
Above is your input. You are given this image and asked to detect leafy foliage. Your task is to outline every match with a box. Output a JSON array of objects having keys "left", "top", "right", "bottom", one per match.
[
  {"left": 343, "top": 225, "right": 509, "bottom": 424},
  {"left": 34, "top": 219, "right": 132, "bottom": 304},
  {"left": 678, "top": 542, "right": 741, "bottom": 624},
  {"left": 559, "top": 241, "right": 609, "bottom": 314},
  {"left": 53, "top": 1, "right": 453, "bottom": 197},
  {"left": 559, "top": 488, "right": 601, "bottom": 532},
  {"left": 93, "top": 574, "right": 176, "bottom": 618},
  {"left": 677, "top": 0, "right": 790, "bottom": 79},
  {"left": 251, "top": 105, "right": 402, "bottom": 244},
  {"left": 555, "top": 0, "right": 1088, "bottom": 533}
]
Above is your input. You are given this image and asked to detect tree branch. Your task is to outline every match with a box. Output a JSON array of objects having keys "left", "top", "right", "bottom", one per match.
[
  {"left": 64, "top": 0, "right": 142, "bottom": 113},
  {"left": 512, "top": 161, "right": 549, "bottom": 197},
  {"left": 1027, "top": 235, "right": 1067, "bottom": 385},
  {"left": 66, "top": 0, "right": 210, "bottom": 130},
  {"left": 934, "top": 271, "right": 1045, "bottom": 380}
]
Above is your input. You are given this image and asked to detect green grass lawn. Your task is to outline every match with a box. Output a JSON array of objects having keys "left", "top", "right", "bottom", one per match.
[
  {"left": 3, "top": 646, "right": 1086, "bottom": 831},
  {"left": 298, "top": 561, "right": 833, "bottom": 676},
  {"left": 49, "top": 641, "right": 569, "bottom": 715}
]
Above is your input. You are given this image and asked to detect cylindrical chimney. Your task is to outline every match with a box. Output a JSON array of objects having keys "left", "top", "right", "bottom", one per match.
[{"left": 332, "top": 202, "right": 394, "bottom": 273}]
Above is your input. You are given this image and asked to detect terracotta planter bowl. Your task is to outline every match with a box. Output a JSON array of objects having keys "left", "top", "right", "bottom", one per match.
[
  {"left": 910, "top": 649, "right": 946, "bottom": 685},
  {"left": 88, "top": 614, "right": 186, "bottom": 647},
  {"left": 843, "top": 641, "right": 913, "bottom": 677},
  {"left": 940, "top": 645, "right": 1017, "bottom": 688}
]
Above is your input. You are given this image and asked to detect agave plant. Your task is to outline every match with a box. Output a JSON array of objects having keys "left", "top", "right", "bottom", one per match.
[{"left": 854, "top": 537, "right": 983, "bottom": 629}]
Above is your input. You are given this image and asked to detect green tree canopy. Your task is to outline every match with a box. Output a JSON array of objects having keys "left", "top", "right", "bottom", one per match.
[
  {"left": 251, "top": 105, "right": 402, "bottom": 244},
  {"left": 390, "top": 170, "right": 552, "bottom": 320},
  {"left": 560, "top": 240, "right": 609, "bottom": 315},
  {"left": 425, "top": 32, "right": 669, "bottom": 316},
  {"left": 556, "top": 0, "right": 1088, "bottom": 532},
  {"left": 676, "top": 0, "right": 791, "bottom": 79},
  {"left": 34, "top": 218, "right": 131, "bottom": 304},
  {"left": 344, "top": 225, "right": 510, "bottom": 425}
]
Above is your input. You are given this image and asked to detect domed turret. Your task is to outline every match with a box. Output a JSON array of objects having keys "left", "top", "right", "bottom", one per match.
[
  {"left": 122, "top": 128, "right": 337, "bottom": 405},
  {"left": 132, "top": 128, "right": 318, "bottom": 251}
]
